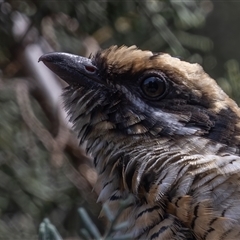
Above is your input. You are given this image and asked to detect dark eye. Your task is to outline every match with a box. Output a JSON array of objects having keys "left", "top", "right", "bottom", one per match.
[{"left": 141, "top": 76, "right": 167, "bottom": 99}]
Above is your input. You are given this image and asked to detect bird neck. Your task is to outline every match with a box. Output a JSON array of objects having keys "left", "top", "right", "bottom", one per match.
[{"left": 92, "top": 134, "right": 238, "bottom": 205}]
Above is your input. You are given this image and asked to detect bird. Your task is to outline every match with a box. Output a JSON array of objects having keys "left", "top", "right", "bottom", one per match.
[{"left": 39, "top": 45, "right": 240, "bottom": 240}]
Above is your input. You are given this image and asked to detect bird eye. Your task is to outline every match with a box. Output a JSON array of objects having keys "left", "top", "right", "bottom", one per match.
[{"left": 141, "top": 76, "right": 167, "bottom": 99}]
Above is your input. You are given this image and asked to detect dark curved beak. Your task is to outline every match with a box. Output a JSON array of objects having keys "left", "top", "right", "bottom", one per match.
[{"left": 38, "top": 52, "right": 99, "bottom": 85}]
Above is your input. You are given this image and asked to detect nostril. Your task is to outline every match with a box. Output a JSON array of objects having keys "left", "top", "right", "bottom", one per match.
[{"left": 84, "top": 65, "right": 96, "bottom": 73}]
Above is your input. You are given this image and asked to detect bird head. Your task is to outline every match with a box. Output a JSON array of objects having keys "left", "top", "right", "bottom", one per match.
[{"left": 39, "top": 45, "right": 240, "bottom": 148}]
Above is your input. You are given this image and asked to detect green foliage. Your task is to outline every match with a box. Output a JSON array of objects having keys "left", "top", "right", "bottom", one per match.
[
  {"left": 1, "top": 0, "right": 212, "bottom": 68},
  {"left": 0, "top": 81, "right": 99, "bottom": 239},
  {"left": 218, "top": 60, "right": 240, "bottom": 105},
  {"left": 39, "top": 196, "right": 134, "bottom": 240},
  {"left": 39, "top": 219, "right": 62, "bottom": 240}
]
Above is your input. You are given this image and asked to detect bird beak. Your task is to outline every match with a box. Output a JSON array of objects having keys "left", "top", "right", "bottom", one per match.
[{"left": 39, "top": 52, "right": 99, "bottom": 86}]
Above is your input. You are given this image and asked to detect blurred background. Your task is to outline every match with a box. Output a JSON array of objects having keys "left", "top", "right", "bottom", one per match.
[{"left": 1, "top": 0, "right": 240, "bottom": 239}]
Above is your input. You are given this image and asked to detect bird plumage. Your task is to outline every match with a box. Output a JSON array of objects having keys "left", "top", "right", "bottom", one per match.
[{"left": 40, "top": 46, "right": 240, "bottom": 239}]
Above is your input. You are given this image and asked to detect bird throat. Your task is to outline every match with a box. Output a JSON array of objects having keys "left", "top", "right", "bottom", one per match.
[{"left": 63, "top": 84, "right": 238, "bottom": 202}]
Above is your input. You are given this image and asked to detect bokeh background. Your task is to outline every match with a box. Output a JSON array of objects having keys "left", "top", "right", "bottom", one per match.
[{"left": 1, "top": 1, "right": 240, "bottom": 239}]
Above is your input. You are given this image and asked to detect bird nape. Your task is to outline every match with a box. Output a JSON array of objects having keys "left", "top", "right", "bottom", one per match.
[{"left": 39, "top": 46, "right": 240, "bottom": 240}]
